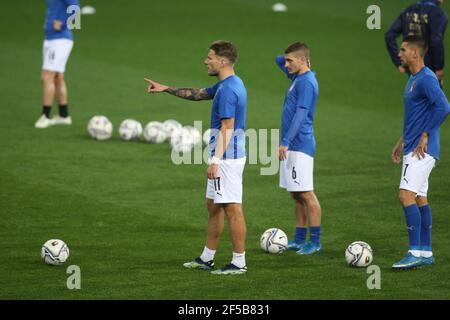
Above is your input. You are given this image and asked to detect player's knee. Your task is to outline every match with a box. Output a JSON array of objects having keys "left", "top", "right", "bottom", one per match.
[
  {"left": 224, "top": 204, "right": 243, "bottom": 218},
  {"left": 296, "top": 191, "right": 315, "bottom": 203},
  {"left": 398, "top": 190, "right": 416, "bottom": 206},
  {"left": 416, "top": 196, "right": 428, "bottom": 207},
  {"left": 41, "top": 71, "right": 56, "bottom": 83},
  {"left": 55, "top": 73, "right": 65, "bottom": 85}
]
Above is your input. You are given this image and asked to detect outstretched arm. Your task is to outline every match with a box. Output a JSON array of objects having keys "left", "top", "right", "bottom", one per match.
[
  {"left": 144, "top": 78, "right": 212, "bottom": 101},
  {"left": 166, "top": 87, "right": 212, "bottom": 101}
]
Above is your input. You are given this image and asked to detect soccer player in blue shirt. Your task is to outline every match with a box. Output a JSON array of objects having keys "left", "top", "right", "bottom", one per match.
[
  {"left": 391, "top": 35, "right": 450, "bottom": 269},
  {"left": 385, "top": 0, "right": 448, "bottom": 87},
  {"left": 35, "top": 0, "right": 79, "bottom": 129},
  {"left": 144, "top": 41, "right": 248, "bottom": 274},
  {"left": 276, "top": 42, "right": 322, "bottom": 255}
]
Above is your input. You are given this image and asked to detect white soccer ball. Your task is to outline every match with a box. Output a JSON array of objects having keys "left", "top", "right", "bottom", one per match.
[
  {"left": 143, "top": 121, "right": 167, "bottom": 144},
  {"left": 183, "top": 126, "right": 202, "bottom": 146},
  {"left": 203, "top": 128, "right": 212, "bottom": 145},
  {"left": 163, "top": 119, "right": 182, "bottom": 138},
  {"left": 272, "top": 3, "right": 288, "bottom": 12},
  {"left": 41, "top": 239, "right": 70, "bottom": 266},
  {"left": 119, "top": 119, "right": 143, "bottom": 141},
  {"left": 345, "top": 241, "right": 373, "bottom": 267},
  {"left": 260, "top": 228, "right": 288, "bottom": 254},
  {"left": 170, "top": 127, "right": 193, "bottom": 153},
  {"left": 81, "top": 6, "right": 96, "bottom": 15},
  {"left": 87, "top": 115, "right": 113, "bottom": 140}
]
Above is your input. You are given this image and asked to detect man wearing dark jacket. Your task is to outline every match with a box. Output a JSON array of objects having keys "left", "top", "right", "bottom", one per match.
[{"left": 385, "top": 0, "right": 448, "bottom": 86}]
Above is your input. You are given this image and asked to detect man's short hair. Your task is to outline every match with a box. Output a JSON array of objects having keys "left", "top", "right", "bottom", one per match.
[
  {"left": 403, "top": 35, "right": 428, "bottom": 56},
  {"left": 284, "top": 42, "right": 310, "bottom": 58},
  {"left": 209, "top": 40, "right": 238, "bottom": 64}
]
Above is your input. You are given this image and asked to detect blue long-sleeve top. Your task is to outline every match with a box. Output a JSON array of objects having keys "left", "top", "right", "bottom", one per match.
[
  {"left": 276, "top": 56, "right": 319, "bottom": 157},
  {"left": 403, "top": 66, "right": 450, "bottom": 160},
  {"left": 45, "top": 0, "right": 80, "bottom": 40}
]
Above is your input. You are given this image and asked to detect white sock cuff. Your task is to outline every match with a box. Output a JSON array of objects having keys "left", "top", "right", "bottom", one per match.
[
  {"left": 231, "top": 251, "right": 246, "bottom": 268},
  {"left": 421, "top": 250, "right": 433, "bottom": 258},
  {"left": 232, "top": 251, "right": 245, "bottom": 258},
  {"left": 200, "top": 246, "right": 216, "bottom": 262}
]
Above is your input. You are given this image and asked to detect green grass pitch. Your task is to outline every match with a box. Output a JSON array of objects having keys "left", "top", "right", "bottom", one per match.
[{"left": 0, "top": 0, "right": 449, "bottom": 299}]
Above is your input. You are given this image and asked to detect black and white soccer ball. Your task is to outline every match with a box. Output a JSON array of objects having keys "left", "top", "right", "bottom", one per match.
[
  {"left": 87, "top": 115, "right": 113, "bottom": 140},
  {"left": 119, "top": 119, "right": 143, "bottom": 141},
  {"left": 163, "top": 119, "right": 182, "bottom": 139},
  {"left": 345, "top": 241, "right": 373, "bottom": 267},
  {"left": 260, "top": 228, "right": 288, "bottom": 254},
  {"left": 143, "top": 121, "right": 166, "bottom": 144},
  {"left": 41, "top": 239, "right": 70, "bottom": 266}
]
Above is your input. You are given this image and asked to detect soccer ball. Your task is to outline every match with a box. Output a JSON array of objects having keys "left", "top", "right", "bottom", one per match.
[
  {"left": 119, "top": 119, "right": 143, "bottom": 141},
  {"left": 170, "top": 127, "right": 193, "bottom": 153},
  {"left": 203, "top": 128, "right": 212, "bottom": 145},
  {"left": 272, "top": 3, "right": 288, "bottom": 12},
  {"left": 163, "top": 119, "right": 182, "bottom": 138},
  {"left": 143, "top": 121, "right": 167, "bottom": 144},
  {"left": 87, "top": 115, "right": 113, "bottom": 140},
  {"left": 260, "top": 228, "right": 288, "bottom": 253},
  {"left": 184, "top": 126, "right": 202, "bottom": 146},
  {"left": 345, "top": 241, "right": 373, "bottom": 267},
  {"left": 41, "top": 239, "right": 70, "bottom": 266}
]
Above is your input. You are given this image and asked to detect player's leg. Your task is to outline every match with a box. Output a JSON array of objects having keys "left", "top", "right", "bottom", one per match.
[
  {"left": 35, "top": 69, "right": 57, "bottom": 128},
  {"left": 51, "top": 38, "right": 74, "bottom": 125},
  {"left": 211, "top": 203, "right": 247, "bottom": 275},
  {"left": 393, "top": 153, "right": 435, "bottom": 269},
  {"left": 210, "top": 158, "right": 247, "bottom": 274},
  {"left": 295, "top": 191, "right": 322, "bottom": 255},
  {"left": 392, "top": 189, "right": 423, "bottom": 269},
  {"left": 287, "top": 192, "right": 308, "bottom": 250},
  {"left": 183, "top": 184, "right": 222, "bottom": 270},
  {"left": 195, "top": 199, "right": 224, "bottom": 267},
  {"left": 53, "top": 72, "right": 72, "bottom": 125},
  {"left": 417, "top": 188, "right": 434, "bottom": 266}
]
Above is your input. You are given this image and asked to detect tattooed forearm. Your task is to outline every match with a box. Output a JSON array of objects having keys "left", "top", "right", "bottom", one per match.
[{"left": 166, "top": 87, "right": 212, "bottom": 101}]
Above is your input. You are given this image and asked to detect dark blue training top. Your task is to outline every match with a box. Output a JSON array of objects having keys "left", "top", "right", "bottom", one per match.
[{"left": 385, "top": 0, "right": 448, "bottom": 71}]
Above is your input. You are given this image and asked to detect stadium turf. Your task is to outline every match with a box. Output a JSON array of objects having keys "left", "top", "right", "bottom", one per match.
[{"left": 0, "top": 0, "right": 449, "bottom": 299}]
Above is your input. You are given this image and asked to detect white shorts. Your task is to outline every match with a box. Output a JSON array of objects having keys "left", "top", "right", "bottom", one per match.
[
  {"left": 206, "top": 157, "right": 246, "bottom": 204},
  {"left": 279, "top": 151, "right": 314, "bottom": 192},
  {"left": 399, "top": 152, "right": 436, "bottom": 197},
  {"left": 42, "top": 39, "right": 74, "bottom": 73}
]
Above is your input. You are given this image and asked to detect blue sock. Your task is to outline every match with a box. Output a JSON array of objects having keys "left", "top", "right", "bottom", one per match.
[
  {"left": 419, "top": 205, "right": 432, "bottom": 252},
  {"left": 294, "top": 227, "right": 307, "bottom": 244},
  {"left": 309, "top": 226, "right": 321, "bottom": 244},
  {"left": 403, "top": 204, "right": 421, "bottom": 251}
]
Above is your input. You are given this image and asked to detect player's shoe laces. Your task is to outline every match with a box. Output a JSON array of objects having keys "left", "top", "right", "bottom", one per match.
[
  {"left": 183, "top": 257, "right": 214, "bottom": 270},
  {"left": 34, "top": 114, "right": 53, "bottom": 128},
  {"left": 210, "top": 263, "right": 247, "bottom": 275},
  {"left": 296, "top": 241, "right": 321, "bottom": 255},
  {"left": 287, "top": 240, "right": 307, "bottom": 251},
  {"left": 392, "top": 252, "right": 422, "bottom": 270},
  {"left": 420, "top": 256, "right": 435, "bottom": 266},
  {"left": 52, "top": 115, "right": 72, "bottom": 125}
]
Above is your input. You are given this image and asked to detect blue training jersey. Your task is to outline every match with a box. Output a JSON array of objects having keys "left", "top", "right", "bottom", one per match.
[
  {"left": 276, "top": 56, "right": 319, "bottom": 157},
  {"left": 45, "top": 0, "right": 80, "bottom": 40},
  {"left": 206, "top": 75, "right": 247, "bottom": 160},
  {"left": 403, "top": 66, "right": 450, "bottom": 160}
]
